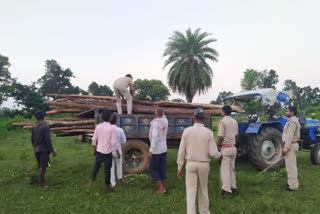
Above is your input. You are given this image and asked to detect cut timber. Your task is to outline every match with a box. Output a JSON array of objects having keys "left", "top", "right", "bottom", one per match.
[{"left": 50, "top": 125, "right": 95, "bottom": 131}]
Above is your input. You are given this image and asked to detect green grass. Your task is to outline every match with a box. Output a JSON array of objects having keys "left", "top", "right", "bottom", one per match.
[{"left": 0, "top": 131, "right": 319, "bottom": 214}]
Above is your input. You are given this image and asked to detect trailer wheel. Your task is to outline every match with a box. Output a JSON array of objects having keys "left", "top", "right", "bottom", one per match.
[
  {"left": 311, "top": 143, "right": 320, "bottom": 165},
  {"left": 122, "top": 139, "right": 149, "bottom": 174},
  {"left": 249, "top": 127, "right": 284, "bottom": 170}
]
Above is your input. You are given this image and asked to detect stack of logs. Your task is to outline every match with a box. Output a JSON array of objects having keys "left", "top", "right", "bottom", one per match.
[{"left": 13, "top": 94, "right": 242, "bottom": 137}]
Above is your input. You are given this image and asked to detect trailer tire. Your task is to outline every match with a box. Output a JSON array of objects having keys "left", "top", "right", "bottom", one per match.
[
  {"left": 122, "top": 139, "right": 150, "bottom": 174},
  {"left": 249, "top": 127, "right": 284, "bottom": 170},
  {"left": 311, "top": 143, "right": 320, "bottom": 165}
]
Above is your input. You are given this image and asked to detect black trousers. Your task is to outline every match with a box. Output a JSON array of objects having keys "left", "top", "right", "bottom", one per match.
[{"left": 91, "top": 152, "right": 113, "bottom": 185}]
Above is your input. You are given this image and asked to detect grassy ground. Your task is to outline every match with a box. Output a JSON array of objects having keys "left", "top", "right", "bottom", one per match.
[{"left": 0, "top": 131, "right": 319, "bottom": 214}]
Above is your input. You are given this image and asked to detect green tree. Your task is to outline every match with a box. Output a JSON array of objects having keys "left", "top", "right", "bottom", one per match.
[
  {"left": 38, "top": 60, "right": 80, "bottom": 96},
  {"left": 241, "top": 69, "right": 262, "bottom": 91},
  {"left": 260, "top": 69, "right": 279, "bottom": 89},
  {"left": 0, "top": 54, "right": 12, "bottom": 105},
  {"left": 211, "top": 91, "right": 234, "bottom": 104},
  {"left": 134, "top": 79, "right": 170, "bottom": 102},
  {"left": 11, "top": 81, "right": 47, "bottom": 115},
  {"left": 88, "top": 81, "right": 113, "bottom": 96},
  {"left": 163, "top": 28, "right": 219, "bottom": 103},
  {"left": 241, "top": 69, "right": 279, "bottom": 91}
]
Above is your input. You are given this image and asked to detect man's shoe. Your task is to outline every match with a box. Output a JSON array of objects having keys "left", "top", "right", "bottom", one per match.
[
  {"left": 105, "top": 185, "right": 114, "bottom": 193},
  {"left": 231, "top": 188, "right": 239, "bottom": 196},
  {"left": 221, "top": 190, "right": 232, "bottom": 199},
  {"left": 285, "top": 187, "right": 297, "bottom": 192}
]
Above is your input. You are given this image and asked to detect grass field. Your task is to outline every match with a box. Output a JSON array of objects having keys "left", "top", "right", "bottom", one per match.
[{"left": 0, "top": 130, "right": 319, "bottom": 214}]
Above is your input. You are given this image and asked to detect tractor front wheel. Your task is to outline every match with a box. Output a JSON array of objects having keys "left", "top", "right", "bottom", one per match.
[{"left": 311, "top": 143, "right": 320, "bottom": 165}]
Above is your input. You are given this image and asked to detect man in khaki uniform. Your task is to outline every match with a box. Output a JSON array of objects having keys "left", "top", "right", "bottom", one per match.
[
  {"left": 113, "top": 74, "right": 134, "bottom": 114},
  {"left": 217, "top": 105, "right": 238, "bottom": 199},
  {"left": 282, "top": 106, "right": 300, "bottom": 191},
  {"left": 177, "top": 108, "right": 221, "bottom": 214}
]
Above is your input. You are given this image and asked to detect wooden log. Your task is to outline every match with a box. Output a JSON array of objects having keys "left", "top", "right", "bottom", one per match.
[
  {"left": 53, "top": 129, "right": 94, "bottom": 133},
  {"left": 47, "top": 94, "right": 242, "bottom": 112},
  {"left": 46, "top": 108, "right": 83, "bottom": 115},
  {"left": 46, "top": 119, "right": 95, "bottom": 127},
  {"left": 50, "top": 125, "right": 95, "bottom": 131}
]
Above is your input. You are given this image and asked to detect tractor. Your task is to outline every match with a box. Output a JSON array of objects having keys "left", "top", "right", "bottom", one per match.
[{"left": 223, "top": 88, "right": 320, "bottom": 170}]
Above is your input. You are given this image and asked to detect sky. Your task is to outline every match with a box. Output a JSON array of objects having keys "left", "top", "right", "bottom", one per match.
[{"left": 1, "top": 0, "right": 319, "bottom": 108}]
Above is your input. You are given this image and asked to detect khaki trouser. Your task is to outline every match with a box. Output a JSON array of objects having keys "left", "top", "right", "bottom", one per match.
[
  {"left": 285, "top": 143, "right": 299, "bottom": 190},
  {"left": 113, "top": 85, "right": 132, "bottom": 114},
  {"left": 185, "top": 161, "right": 210, "bottom": 214},
  {"left": 220, "top": 147, "right": 237, "bottom": 193}
]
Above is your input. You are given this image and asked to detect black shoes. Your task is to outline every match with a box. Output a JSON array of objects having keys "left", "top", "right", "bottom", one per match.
[{"left": 221, "top": 190, "right": 232, "bottom": 199}]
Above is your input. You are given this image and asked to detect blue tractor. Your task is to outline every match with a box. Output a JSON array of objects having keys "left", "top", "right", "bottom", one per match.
[{"left": 223, "top": 88, "right": 320, "bottom": 170}]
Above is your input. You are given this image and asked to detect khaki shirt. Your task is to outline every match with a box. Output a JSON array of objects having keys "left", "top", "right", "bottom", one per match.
[
  {"left": 282, "top": 116, "right": 300, "bottom": 150},
  {"left": 177, "top": 123, "right": 221, "bottom": 170},
  {"left": 218, "top": 116, "right": 238, "bottom": 145},
  {"left": 113, "top": 76, "right": 133, "bottom": 89}
]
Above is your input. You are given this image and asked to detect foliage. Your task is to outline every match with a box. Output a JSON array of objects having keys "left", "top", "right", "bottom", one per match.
[
  {"left": 163, "top": 28, "right": 219, "bottom": 103},
  {"left": 88, "top": 81, "right": 113, "bottom": 96},
  {"left": 0, "top": 54, "right": 12, "bottom": 105},
  {"left": 37, "top": 60, "right": 81, "bottom": 96},
  {"left": 241, "top": 69, "right": 279, "bottom": 91},
  {"left": 134, "top": 79, "right": 170, "bottom": 102},
  {"left": 10, "top": 81, "right": 48, "bottom": 116},
  {"left": 211, "top": 91, "right": 233, "bottom": 104}
]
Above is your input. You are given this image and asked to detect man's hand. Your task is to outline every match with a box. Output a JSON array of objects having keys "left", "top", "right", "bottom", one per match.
[
  {"left": 116, "top": 150, "right": 121, "bottom": 159},
  {"left": 177, "top": 169, "right": 183, "bottom": 180},
  {"left": 219, "top": 155, "right": 223, "bottom": 165},
  {"left": 52, "top": 151, "right": 57, "bottom": 157},
  {"left": 282, "top": 149, "right": 288, "bottom": 157},
  {"left": 148, "top": 152, "right": 152, "bottom": 160}
]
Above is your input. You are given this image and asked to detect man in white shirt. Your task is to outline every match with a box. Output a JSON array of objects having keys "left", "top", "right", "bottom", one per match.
[
  {"left": 110, "top": 114, "right": 127, "bottom": 187},
  {"left": 148, "top": 108, "right": 168, "bottom": 194}
]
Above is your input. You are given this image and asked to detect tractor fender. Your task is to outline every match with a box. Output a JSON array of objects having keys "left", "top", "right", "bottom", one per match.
[{"left": 245, "top": 122, "right": 283, "bottom": 134}]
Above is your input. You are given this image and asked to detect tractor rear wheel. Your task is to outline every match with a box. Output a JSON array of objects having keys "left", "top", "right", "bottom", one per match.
[
  {"left": 122, "top": 139, "right": 150, "bottom": 174},
  {"left": 311, "top": 143, "right": 320, "bottom": 165},
  {"left": 249, "top": 127, "right": 284, "bottom": 170}
]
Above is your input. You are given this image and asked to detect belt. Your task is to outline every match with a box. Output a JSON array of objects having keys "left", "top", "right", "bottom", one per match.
[{"left": 222, "top": 144, "right": 235, "bottom": 148}]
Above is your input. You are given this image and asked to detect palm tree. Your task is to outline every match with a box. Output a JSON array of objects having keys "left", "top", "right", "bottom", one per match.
[{"left": 163, "top": 28, "right": 219, "bottom": 103}]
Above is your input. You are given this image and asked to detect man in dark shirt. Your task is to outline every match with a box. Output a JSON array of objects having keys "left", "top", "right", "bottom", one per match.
[{"left": 31, "top": 111, "right": 56, "bottom": 189}]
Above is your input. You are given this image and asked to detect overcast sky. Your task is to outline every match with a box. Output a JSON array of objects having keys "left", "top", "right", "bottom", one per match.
[{"left": 1, "top": 0, "right": 319, "bottom": 107}]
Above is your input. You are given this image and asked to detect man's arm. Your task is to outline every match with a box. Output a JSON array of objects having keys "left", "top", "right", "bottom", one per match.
[
  {"left": 129, "top": 82, "right": 134, "bottom": 96},
  {"left": 209, "top": 133, "right": 221, "bottom": 159},
  {"left": 177, "top": 131, "right": 187, "bottom": 179},
  {"left": 119, "top": 128, "right": 127, "bottom": 144},
  {"left": 44, "top": 126, "right": 55, "bottom": 156},
  {"left": 92, "top": 127, "right": 98, "bottom": 155},
  {"left": 149, "top": 121, "right": 160, "bottom": 154},
  {"left": 217, "top": 121, "right": 224, "bottom": 150}
]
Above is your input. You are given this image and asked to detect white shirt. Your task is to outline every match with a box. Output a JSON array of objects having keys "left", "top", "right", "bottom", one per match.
[
  {"left": 149, "top": 115, "right": 168, "bottom": 154},
  {"left": 112, "top": 125, "right": 127, "bottom": 155}
]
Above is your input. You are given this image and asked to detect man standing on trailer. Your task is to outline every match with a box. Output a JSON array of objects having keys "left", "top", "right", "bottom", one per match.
[
  {"left": 113, "top": 74, "right": 134, "bottom": 114},
  {"left": 282, "top": 106, "right": 300, "bottom": 191}
]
